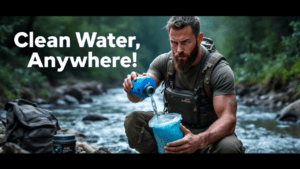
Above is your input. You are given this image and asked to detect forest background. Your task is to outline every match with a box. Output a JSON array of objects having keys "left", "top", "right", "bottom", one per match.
[{"left": 1, "top": 16, "right": 300, "bottom": 105}]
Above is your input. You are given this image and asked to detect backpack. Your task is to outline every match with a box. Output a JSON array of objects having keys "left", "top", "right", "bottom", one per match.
[{"left": 2, "top": 99, "right": 60, "bottom": 153}]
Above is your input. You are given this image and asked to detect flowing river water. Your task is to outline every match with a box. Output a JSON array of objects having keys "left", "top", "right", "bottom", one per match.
[{"left": 1, "top": 86, "right": 300, "bottom": 153}]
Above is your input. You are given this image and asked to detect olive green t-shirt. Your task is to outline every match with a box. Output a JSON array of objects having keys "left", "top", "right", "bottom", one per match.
[{"left": 147, "top": 45, "right": 236, "bottom": 97}]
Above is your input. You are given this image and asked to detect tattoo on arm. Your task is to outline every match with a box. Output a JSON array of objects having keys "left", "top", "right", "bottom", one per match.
[{"left": 229, "top": 98, "right": 237, "bottom": 114}]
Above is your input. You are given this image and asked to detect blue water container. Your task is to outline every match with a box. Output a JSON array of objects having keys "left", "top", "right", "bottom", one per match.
[
  {"left": 130, "top": 75, "right": 156, "bottom": 98},
  {"left": 149, "top": 113, "right": 184, "bottom": 154}
]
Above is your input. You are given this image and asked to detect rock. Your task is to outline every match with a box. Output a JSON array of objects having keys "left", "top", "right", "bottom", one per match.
[
  {"left": 48, "top": 90, "right": 62, "bottom": 104},
  {"left": 286, "top": 88, "right": 296, "bottom": 98},
  {"left": 241, "top": 97, "right": 255, "bottom": 106},
  {"left": 237, "top": 87, "right": 249, "bottom": 98},
  {"left": 290, "top": 93, "right": 300, "bottom": 103},
  {"left": 57, "top": 127, "right": 87, "bottom": 143},
  {"left": 74, "top": 81, "right": 106, "bottom": 95},
  {"left": 268, "top": 92, "right": 289, "bottom": 103},
  {"left": 276, "top": 99, "right": 300, "bottom": 122},
  {"left": 249, "top": 84, "right": 260, "bottom": 93},
  {"left": 0, "top": 117, "right": 6, "bottom": 128},
  {"left": 43, "top": 80, "right": 105, "bottom": 105},
  {"left": 56, "top": 99, "right": 67, "bottom": 106},
  {"left": 93, "top": 146, "right": 112, "bottom": 154},
  {"left": 63, "top": 94, "right": 79, "bottom": 104},
  {"left": 276, "top": 101, "right": 283, "bottom": 108},
  {"left": 76, "top": 142, "right": 94, "bottom": 154},
  {"left": 1, "top": 142, "right": 30, "bottom": 154},
  {"left": 0, "top": 126, "right": 5, "bottom": 135},
  {"left": 259, "top": 95, "right": 268, "bottom": 100},
  {"left": 82, "top": 113, "right": 108, "bottom": 121},
  {"left": 55, "top": 85, "right": 68, "bottom": 95},
  {"left": 21, "top": 87, "right": 36, "bottom": 102},
  {"left": 64, "top": 86, "right": 83, "bottom": 102},
  {"left": 261, "top": 99, "right": 275, "bottom": 110},
  {"left": 0, "top": 134, "right": 4, "bottom": 146},
  {"left": 80, "top": 95, "right": 93, "bottom": 103},
  {"left": 83, "top": 120, "right": 91, "bottom": 124},
  {"left": 33, "top": 98, "right": 48, "bottom": 104},
  {"left": 76, "top": 142, "right": 112, "bottom": 154}
]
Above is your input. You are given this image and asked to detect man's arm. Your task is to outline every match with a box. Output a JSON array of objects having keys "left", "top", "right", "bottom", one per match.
[
  {"left": 196, "top": 93, "right": 237, "bottom": 148},
  {"left": 164, "top": 93, "right": 237, "bottom": 153}
]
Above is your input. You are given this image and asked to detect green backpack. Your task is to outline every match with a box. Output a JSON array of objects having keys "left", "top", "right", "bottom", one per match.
[{"left": 2, "top": 99, "right": 60, "bottom": 153}]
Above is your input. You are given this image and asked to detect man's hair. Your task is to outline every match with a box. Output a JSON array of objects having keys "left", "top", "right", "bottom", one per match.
[{"left": 165, "top": 16, "right": 201, "bottom": 37}]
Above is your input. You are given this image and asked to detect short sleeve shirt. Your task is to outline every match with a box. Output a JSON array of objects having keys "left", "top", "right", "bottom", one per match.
[{"left": 147, "top": 45, "right": 236, "bottom": 97}]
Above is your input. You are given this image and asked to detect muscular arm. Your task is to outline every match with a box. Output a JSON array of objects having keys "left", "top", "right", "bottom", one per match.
[
  {"left": 164, "top": 93, "right": 237, "bottom": 153},
  {"left": 196, "top": 93, "right": 237, "bottom": 149}
]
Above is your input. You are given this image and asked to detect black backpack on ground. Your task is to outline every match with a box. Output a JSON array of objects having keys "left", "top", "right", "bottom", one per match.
[{"left": 2, "top": 99, "right": 60, "bottom": 153}]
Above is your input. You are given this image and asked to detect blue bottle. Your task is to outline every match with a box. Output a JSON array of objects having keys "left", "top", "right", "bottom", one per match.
[{"left": 130, "top": 75, "right": 156, "bottom": 98}]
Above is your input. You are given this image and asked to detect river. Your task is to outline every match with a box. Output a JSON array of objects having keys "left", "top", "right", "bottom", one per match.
[{"left": 1, "top": 86, "right": 300, "bottom": 153}]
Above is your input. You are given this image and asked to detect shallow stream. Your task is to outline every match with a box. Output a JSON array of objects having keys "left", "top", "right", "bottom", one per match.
[{"left": 1, "top": 86, "right": 300, "bottom": 153}]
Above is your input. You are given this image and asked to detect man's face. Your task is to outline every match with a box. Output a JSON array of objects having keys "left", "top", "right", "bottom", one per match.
[{"left": 169, "top": 25, "right": 201, "bottom": 72}]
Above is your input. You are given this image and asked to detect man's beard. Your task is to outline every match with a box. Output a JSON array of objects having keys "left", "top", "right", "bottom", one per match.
[{"left": 173, "top": 42, "right": 199, "bottom": 72}]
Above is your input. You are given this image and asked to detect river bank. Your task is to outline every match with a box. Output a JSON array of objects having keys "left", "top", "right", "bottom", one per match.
[
  {"left": 235, "top": 76, "right": 300, "bottom": 123},
  {"left": 0, "top": 78, "right": 109, "bottom": 107}
]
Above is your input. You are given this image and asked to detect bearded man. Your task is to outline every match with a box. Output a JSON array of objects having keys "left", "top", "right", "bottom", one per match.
[{"left": 123, "top": 16, "right": 245, "bottom": 154}]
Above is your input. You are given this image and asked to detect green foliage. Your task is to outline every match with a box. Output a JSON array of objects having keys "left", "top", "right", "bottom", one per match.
[
  {"left": 233, "top": 19, "right": 300, "bottom": 94},
  {"left": 2, "top": 16, "right": 300, "bottom": 101},
  {"left": 0, "top": 63, "right": 48, "bottom": 99}
]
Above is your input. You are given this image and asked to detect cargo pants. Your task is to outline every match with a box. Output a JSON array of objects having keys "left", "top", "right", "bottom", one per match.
[{"left": 124, "top": 111, "right": 246, "bottom": 154}]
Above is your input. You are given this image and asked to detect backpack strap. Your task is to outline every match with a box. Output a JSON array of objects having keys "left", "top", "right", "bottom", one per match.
[
  {"left": 165, "top": 54, "right": 175, "bottom": 90},
  {"left": 202, "top": 52, "right": 226, "bottom": 99}
]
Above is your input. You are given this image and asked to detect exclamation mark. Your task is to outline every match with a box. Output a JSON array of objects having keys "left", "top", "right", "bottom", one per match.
[{"left": 132, "top": 52, "right": 137, "bottom": 67}]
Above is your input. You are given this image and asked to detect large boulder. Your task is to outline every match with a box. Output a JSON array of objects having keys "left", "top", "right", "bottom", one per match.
[{"left": 276, "top": 99, "right": 300, "bottom": 123}]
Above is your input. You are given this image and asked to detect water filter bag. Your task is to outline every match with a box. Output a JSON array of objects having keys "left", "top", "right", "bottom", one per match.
[{"left": 149, "top": 113, "right": 184, "bottom": 154}]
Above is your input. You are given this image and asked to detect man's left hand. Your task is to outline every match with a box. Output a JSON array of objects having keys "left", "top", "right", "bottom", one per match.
[{"left": 164, "top": 123, "right": 201, "bottom": 154}]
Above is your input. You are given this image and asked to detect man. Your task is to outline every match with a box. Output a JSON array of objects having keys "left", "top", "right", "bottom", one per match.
[{"left": 123, "top": 16, "right": 245, "bottom": 154}]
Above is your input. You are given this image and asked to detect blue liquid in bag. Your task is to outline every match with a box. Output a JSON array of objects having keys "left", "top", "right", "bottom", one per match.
[{"left": 149, "top": 113, "right": 184, "bottom": 154}]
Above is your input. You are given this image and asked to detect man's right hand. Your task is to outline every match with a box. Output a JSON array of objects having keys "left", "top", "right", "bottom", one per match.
[
  {"left": 123, "top": 71, "right": 140, "bottom": 93},
  {"left": 123, "top": 71, "right": 144, "bottom": 103}
]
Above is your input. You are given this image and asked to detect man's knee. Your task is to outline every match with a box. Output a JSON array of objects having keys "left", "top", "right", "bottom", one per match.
[
  {"left": 124, "top": 111, "right": 143, "bottom": 136},
  {"left": 123, "top": 111, "right": 157, "bottom": 154},
  {"left": 124, "top": 111, "right": 153, "bottom": 130},
  {"left": 124, "top": 111, "right": 140, "bottom": 127},
  {"left": 210, "top": 133, "right": 245, "bottom": 154}
]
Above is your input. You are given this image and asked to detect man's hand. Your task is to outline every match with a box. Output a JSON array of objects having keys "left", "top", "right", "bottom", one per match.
[
  {"left": 123, "top": 71, "right": 140, "bottom": 93},
  {"left": 164, "top": 123, "right": 201, "bottom": 154},
  {"left": 122, "top": 71, "right": 144, "bottom": 103}
]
